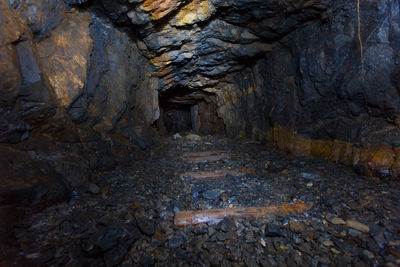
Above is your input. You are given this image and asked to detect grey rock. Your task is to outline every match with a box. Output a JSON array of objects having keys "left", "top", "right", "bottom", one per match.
[
  {"left": 103, "top": 244, "right": 129, "bottom": 267},
  {"left": 300, "top": 173, "right": 320, "bottom": 180},
  {"left": 202, "top": 190, "right": 222, "bottom": 200},
  {"left": 168, "top": 236, "right": 184, "bottom": 249},
  {"left": 217, "top": 217, "right": 236, "bottom": 232},
  {"left": 265, "top": 224, "right": 282, "bottom": 237},
  {"left": 88, "top": 183, "right": 100, "bottom": 194},
  {"left": 136, "top": 218, "right": 155, "bottom": 236}
]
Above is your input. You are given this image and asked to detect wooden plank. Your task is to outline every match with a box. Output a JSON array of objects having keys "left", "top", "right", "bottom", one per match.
[
  {"left": 183, "top": 154, "right": 237, "bottom": 163},
  {"left": 181, "top": 168, "right": 255, "bottom": 179},
  {"left": 174, "top": 201, "right": 310, "bottom": 226},
  {"left": 181, "top": 150, "right": 228, "bottom": 158}
]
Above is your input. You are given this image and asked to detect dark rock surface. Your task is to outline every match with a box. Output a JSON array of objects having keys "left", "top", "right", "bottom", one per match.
[
  {"left": 213, "top": 0, "right": 399, "bottom": 178},
  {"left": 0, "top": 1, "right": 58, "bottom": 144},
  {"left": 0, "top": 0, "right": 159, "bottom": 238}
]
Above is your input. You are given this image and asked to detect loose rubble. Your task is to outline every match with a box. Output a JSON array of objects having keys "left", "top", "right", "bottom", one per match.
[{"left": 1, "top": 135, "right": 399, "bottom": 266}]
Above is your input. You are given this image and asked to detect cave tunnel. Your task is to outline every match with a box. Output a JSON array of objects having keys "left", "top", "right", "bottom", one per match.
[
  {"left": 159, "top": 87, "right": 225, "bottom": 135},
  {"left": 1, "top": 0, "right": 400, "bottom": 265}
]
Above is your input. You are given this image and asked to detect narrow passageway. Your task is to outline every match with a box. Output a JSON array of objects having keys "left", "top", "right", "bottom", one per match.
[{"left": 5, "top": 134, "right": 400, "bottom": 266}]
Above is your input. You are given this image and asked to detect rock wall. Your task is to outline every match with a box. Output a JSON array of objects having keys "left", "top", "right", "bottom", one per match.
[
  {"left": 213, "top": 0, "right": 400, "bottom": 178},
  {"left": 0, "top": 0, "right": 161, "bottom": 237}
]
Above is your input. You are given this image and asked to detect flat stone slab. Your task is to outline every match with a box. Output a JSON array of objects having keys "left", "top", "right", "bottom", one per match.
[{"left": 174, "top": 201, "right": 310, "bottom": 226}]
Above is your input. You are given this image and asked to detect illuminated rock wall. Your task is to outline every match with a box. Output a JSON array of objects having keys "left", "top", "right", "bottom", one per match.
[{"left": 0, "top": 0, "right": 399, "bottom": 219}]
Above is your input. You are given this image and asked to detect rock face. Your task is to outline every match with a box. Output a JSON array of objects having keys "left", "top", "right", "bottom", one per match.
[
  {"left": 211, "top": 0, "right": 400, "bottom": 178},
  {"left": 92, "top": 0, "right": 399, "bottom": 178},
  {"left": 0, "top": 0, "right": 399, "bottom": 233},
  {"left": 0, "top": 0, "right": 160, "bottom": 237}
]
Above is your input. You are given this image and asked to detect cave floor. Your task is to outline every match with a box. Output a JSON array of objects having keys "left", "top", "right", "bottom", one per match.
[{"left": 3, "top": 134, "right": 400, "bottom": 266}]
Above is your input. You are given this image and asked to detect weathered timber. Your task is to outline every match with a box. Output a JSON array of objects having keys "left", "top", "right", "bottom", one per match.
[
  {"left": 174, "top": 201, "right": 310, "bottom": 226},
  {"left": 180, "top": 168, "right": 255, "bottom": 179},
  {"left": 183, "top": 154, "right": 237, "bottom": 163},
  {"left": 181, "top": 150, "right": 228, "bottom": 158}
]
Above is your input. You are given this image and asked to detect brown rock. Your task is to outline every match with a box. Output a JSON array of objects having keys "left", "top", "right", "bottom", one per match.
[
  {"left": 141, "top": 0, "right": 182, "bottom": 20},
  {"left": 0, "top": 0, "right": 57, "bottom": 142},
  {"left": 331, "top": 217, "right": 346, "bottom": 225},
  {"left": 289, "top": 220, "right": 305, "bottom": 232},
  {"left": 38, "top": 9, "right": 93, "bottom": 108},
  {"left": 7, "top": 0, "right": 65, "bottom": 40},
  {"left": 346, "top": 220, "right": 370, "bottom": 233}
]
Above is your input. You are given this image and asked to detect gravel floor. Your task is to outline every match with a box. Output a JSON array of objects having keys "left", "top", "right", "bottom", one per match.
[{"left": 2, "top": 134, "right": 400, "bottom": 266}]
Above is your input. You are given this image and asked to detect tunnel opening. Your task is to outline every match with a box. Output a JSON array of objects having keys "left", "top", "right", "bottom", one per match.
[{"left": 158, "top": 87, "right": 225, "bottom": 135}]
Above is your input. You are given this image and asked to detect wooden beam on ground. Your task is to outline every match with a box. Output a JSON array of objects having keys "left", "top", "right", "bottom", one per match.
[
  {"left": 181, "top": 168, "right": 255, "bottom": 179},
  {"left": 183, "top": 154, "right": 237, "bottom": 164},
  {"left": 174, "top": 201, "right": 310, "bottom": 226},
  {"left": 181, "top": 150, "right": 228, "bottom": 158}
]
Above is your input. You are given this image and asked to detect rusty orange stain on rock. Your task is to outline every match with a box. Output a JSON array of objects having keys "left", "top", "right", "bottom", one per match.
[
  {"left": 171, "top": 0, "right": 214, "bottom": 26},
  {"left": 141, "top": 0, "right": 182, "bottom": 20},
  {"left": 38, "top": 10, "right": 92, "bottom": 108}
]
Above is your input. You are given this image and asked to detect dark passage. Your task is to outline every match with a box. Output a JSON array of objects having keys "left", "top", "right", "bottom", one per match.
[
  {"left": 159, "top": 88, "right": 225, "bottom": 135},
  {"left": 163, "top": 106, "right": 192, "bottom": 133}
]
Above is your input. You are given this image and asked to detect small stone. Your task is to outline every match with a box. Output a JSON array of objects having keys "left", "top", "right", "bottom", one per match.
[
  {"left": 173, "top": 133, "right": 182, "bottom": 140},
  {"left": 208, "top": 227, "right": 216, "bottom": 237},
  {"left": 293, "top": 234, "right": 301, "bottom": 244},
  {"left": 289, "top": 220, "right": 305, "bottom": 232},
  {"left": 184, "top": 133, "right": 202, "bottom": 142},
  {"left": 136, "top": 217, "right": 155, "bottom": 236},
  {"left": 300, "top": 172, "right": 320, "bottom": 180},
  {"left": 192, "top": 226, "right": 207, "bottom": 235},
  {"left": 363, "top": 249, "right": 375, "bottom": 259},
  {"left": 348, "top": 228, "right": 362, "bottom": 237},
  {"left": 168, "top": 236, "right": 184, "bottom": 249},
  {"left": 264, "top": 161, "right": 270, "bottom": 169},
  {"left": 154, "top": 229, "right": 168, "bottom": 243},
  {"left": 216, "top": 232, "right": 227, "bottom": 241},
  {"left": 25, "top": 253, "right": 40, "bottom": 259},
  {"left": 101, "top": 184, "right": 111, "bottom": 196},
  {"left": 331, "top": 248, "right": 341, "bottom": 254},
  {"left": 154, "top": 248, "right": 169, "bottom": 262},
  {"left": 331, "top": 217, "right": 346, "bottom": 225},
  {"left": 373, "top": 232, "right": 385, "bottom": 248},
  {"left": 260, "top": 238, "right": 266, "bottom": 247},
  {"left": 217, "top": 217, "right": 235, "bottom": 232},
  {"left": 265, "top": 224, "right": 282, "bottom": 237},
  {"left": 346, "top": 220, "right": 370, "bottom": 233},
  {"left": 245, "top": 231, "right": 254, "bottom": 242},
  {"left": 323, "top": 240, "right": 334, "bottom": 247},
  {"left": 87, "top": 183, "right": 100, "bottom": 194},
  {"left": 202, "top": 190, "right": 222, "bottom": 200},
  {"left": 302, "top": 230, "right": 315, "bottom": 242}
]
